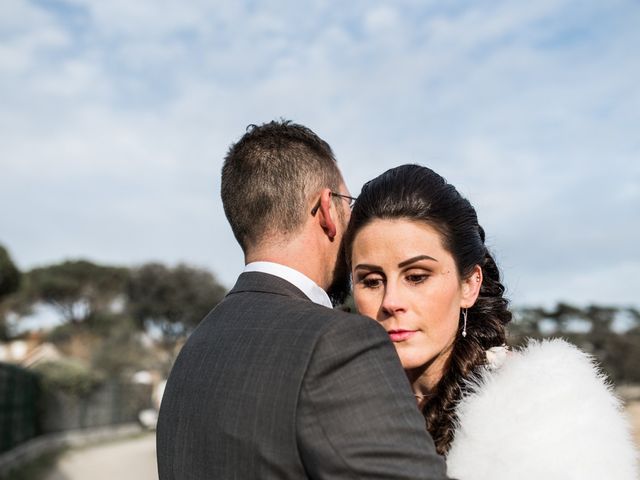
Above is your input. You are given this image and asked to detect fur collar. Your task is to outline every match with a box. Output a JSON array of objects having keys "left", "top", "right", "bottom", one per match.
[{"left": 446, "top": 339, "right": 638, "bottom": 479}]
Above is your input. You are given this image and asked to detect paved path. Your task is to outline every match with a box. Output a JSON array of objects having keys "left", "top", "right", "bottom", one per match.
[
  {"left": 43, "top": 433, "right": 157, "bottom": 480},
  {"left": 626, "top": 401, "right": 640, "bottom": 448},
  {"left": 40, "top": 404, "right": 640, "bottom": 479}
]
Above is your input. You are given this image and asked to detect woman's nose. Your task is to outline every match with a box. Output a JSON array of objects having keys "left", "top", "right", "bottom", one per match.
[{"left": 380, "top": 284, "right": 406, "bottom": 316}]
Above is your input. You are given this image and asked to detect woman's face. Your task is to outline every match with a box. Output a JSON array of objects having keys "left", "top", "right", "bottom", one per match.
[{"left": 351, "top": 218, "right": 480, "bottom": 384}]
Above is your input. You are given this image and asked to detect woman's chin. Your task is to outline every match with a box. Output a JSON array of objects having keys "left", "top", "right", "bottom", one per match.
[
  {"left": 399, "top": 349, "right": 445, "bottom": 380},
  {"left": 400, "top": 356, "right": 431, "bottom": 372}
]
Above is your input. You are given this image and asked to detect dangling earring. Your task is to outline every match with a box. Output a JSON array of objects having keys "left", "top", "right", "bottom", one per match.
[{"left": 461, "top": 308, "right": 468, "bottom": 338}]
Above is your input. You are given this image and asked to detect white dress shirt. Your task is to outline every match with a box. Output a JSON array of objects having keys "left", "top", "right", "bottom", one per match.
[{"left": 243, "top": 261, "right": 333, "bottom": 309}]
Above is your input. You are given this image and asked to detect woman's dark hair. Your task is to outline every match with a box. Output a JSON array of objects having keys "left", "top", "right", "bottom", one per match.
[{"left": 344, "top": 164, "right": 512, "bottom": 456}]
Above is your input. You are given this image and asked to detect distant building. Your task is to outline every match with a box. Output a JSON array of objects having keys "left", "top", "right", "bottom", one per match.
[{"left": 0, "top": 335, "right": 62, "bottom": 367}]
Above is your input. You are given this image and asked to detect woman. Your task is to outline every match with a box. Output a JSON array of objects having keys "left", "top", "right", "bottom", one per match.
[{"left": 344, "top": 164, "right": 637, "bottom": 479}]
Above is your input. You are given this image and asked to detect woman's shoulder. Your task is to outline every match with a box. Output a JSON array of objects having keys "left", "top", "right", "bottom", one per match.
[
  {"left": 490, "top": 338, "right": 616, "bottom": 401},
  {"left": 509, "top": 337, "right": 605, "bottom": 374},
  {"left": 447, "top": 338, "right": 638, "bottom": 480},
  {"left": 460, "top": 339, "right": 620, "bottom": 416}
]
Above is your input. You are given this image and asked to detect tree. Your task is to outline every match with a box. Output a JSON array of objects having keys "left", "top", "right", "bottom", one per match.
[
  {"left": 127, "top": 263, "right": 227, "bottom": 342},
  {"left": 0, "top": 244, "right": 21, "bottom": 300},
  {"left": 25, "top": 260, "right": 129, "bottom": 324},
  {"left": 510, "top": 303, "right": 640, "bottom": 385},
  {"left": 0, "top": 244, "right": 22, "bottom": 339},
  {"left": 89, "top": 314, "right": 155, "bottom": 377},
  {"left": 508, "top": 306, "right": 546, "bottom": 342}
]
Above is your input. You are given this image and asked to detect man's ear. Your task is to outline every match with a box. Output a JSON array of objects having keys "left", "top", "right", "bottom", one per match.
[
  {"left": 461, "top": 264, "right": 482, "bottom": 308},
  {"left": 316, "top": 188, "right": 337, "bottom": 240}
]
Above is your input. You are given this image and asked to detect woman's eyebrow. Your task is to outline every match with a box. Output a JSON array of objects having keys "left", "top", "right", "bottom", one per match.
[
  {"left": 354, "top": 263, "right": 382, "bottom": 271},
  {"left": 398, "top": 255, "right": 438, "bottom": 268}
]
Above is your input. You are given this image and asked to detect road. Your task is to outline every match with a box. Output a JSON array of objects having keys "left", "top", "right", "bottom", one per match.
[
  {"left": 43, "top": 434, "right": 157, "bottom": 480},
  {"left": 627, "top": 401, "right": 640, "bottom": 448},
  {"left": 41, "top": 403, "right": 640, "bottom": 480}
]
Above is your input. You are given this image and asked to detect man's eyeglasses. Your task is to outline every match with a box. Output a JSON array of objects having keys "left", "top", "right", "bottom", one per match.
[{"left": 311, "top": 192, "right": 357, "bottom": 216}]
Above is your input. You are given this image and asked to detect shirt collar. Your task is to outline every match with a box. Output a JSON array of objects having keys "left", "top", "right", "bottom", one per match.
[{"left": 243, "top": 261, "right": 333, "bottom": 309}]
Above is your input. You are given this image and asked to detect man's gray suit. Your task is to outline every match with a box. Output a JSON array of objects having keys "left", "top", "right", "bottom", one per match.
[{"left": 157, "top": 271, "right": 449, "bottom": 479}]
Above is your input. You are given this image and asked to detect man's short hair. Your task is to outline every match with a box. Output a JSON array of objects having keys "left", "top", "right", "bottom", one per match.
[{"left": 221, "top": 120, "right": 342, "bottom": 252}]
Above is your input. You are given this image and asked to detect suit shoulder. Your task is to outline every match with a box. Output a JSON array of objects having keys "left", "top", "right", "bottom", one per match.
[{"left": 314, "top": 307, "right": 389, "bottom": 339}]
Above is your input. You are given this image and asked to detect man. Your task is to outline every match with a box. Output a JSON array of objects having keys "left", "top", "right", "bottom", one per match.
[{"left": 156, "top": 120, "right": 449, "bottom": 479}]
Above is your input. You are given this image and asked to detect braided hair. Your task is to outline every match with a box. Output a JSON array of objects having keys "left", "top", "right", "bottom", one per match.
[{"left": 344, "top": 164, "right": 512, "bottom": 455}]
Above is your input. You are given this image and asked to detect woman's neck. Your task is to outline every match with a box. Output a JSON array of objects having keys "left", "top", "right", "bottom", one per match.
[{"left": 406, "top": 343, "right": 454, "bottom": 404}]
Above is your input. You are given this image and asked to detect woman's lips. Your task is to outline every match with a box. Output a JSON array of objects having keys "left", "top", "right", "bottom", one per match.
[{"left": 387, "top": 329, "right": 417, "bottom": 342}]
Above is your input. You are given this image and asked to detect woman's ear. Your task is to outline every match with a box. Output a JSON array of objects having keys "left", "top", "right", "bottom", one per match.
[
  {"left": 316, "top": 188, "right": 337, "bottom": 240},
  {"left": 461, "top": 264, "right": 482, "bottom": 308}
]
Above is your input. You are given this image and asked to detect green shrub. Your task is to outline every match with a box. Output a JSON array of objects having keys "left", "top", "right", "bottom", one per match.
[{"left": 32, "top": 359, "right": 103, "bottom": 397}]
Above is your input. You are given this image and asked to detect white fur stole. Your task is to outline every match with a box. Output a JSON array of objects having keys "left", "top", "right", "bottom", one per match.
[{"left": 446, "top": 339, "right": 638, "bottom": 480}]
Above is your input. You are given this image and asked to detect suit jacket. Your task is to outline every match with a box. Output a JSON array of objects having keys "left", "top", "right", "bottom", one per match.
[{"left": 157, "top": 271, "right": 449, "bottom": 479}]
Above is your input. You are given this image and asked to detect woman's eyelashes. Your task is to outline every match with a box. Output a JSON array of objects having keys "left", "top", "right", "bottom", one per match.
[
  {"left": 406, "top": 273, "right": 429, "bottom": 285},
  {"left": 359, "top": 274, "right": 384, "bottom": 289},
  {"left": 356, "top": 270, "right": 431, "bottom": 289}
]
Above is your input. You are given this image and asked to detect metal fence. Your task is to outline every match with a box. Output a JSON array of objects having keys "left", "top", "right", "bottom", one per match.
[
  {"left": 0, "top": 362, "right": 152, "bottom": 455},
  {"left": 41, "top": 381, "right": 151, "bottom": 432},
  {"left": 0, "top": 362, "right": 40, "bottom": 454}
]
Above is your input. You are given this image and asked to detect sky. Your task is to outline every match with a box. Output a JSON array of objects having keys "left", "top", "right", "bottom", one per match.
[{"left": 1, "top": 0, "right": 639, "bottom": 308}]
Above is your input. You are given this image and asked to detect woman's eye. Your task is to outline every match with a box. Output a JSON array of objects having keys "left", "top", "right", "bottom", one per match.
[
  {"left": 361, "top": 277, "right": 383, "bottom": 289},
  {"left": 406, "top": 274, "right": 428, "bottom": 284}
]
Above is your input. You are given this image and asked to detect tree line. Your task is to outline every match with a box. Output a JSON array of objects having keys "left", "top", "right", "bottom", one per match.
[
  {"left": 1, "top": 243, "right": 639, "bottom": 385},
  {"left": 0, "top": 244, "right": 227, "bottom": 386},
  {"left": 509, "top": 303, "right": 640, "bottom": 384},
  {"left": 0, "top": 245, "right": 226, "bottom": 341}
]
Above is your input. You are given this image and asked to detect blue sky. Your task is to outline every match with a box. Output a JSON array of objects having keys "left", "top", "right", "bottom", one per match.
[{"left": 1, "top": 0, "right": 639, "bottom": 307}]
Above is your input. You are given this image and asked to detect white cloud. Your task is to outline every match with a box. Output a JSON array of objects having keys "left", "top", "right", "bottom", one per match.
[
  {"left": 364, "top": 6, "right": 401, "bottom": 33},
  {"left": 0, "top": 7, "right": 70, "bottom": 74},
  {"left": 0, "top": 0, "right": 52, "bottom": 31},
  {"left": 1, "top": 0, "right": 638, "bottom": 307}
]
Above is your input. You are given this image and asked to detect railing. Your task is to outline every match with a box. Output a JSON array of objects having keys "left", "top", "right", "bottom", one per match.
[
  {"left": 0, "top": 363, "right": 40, "bottom": 454},
  {"left": 41, "top": 381, "right": 151, "bottom": 432},
  {"left": 1, "top": 361, "right": 152, "bottom": 455}
]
